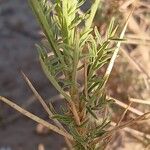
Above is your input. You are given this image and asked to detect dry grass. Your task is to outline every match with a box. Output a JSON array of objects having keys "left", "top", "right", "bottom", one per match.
[
  {"left": 95, "top": 0, "right": 150, "bottom": 149},
  {"left": 114, "top": 0, "right": 150, "bottom": 148}
]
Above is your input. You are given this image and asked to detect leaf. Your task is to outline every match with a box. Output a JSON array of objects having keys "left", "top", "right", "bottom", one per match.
[
  {"left": 94, "top": 26, "right": 102, "bottom": 45},
  {"left": 29, "top": 0, "right": 66, "bottom": 69},
  {"left": 52, "top": 114, "right": 74, "bottom": 125},
  {"left": 36, "top": 44, "right": 48, "bottom": 61},
  {"left": 80, "top": 28, "right": 93, "bottom": 47},
  {"left": 107, "top": 17, "right": 115, "bottom": 37},
  {"left": 39, "top": 51, "right": 71, "bottom": 102},
  {"left": 69, "top": 14, "right": 82, "bottom": 29},
  {"left": 86, "top": 106, "right": 98, "bottom": 119},
  {"left": 88, "top": 78, "right": 103, "bottom": 93},
  {"left": 109, "top": 37, "right": 126, "bottom": 41},
  {"left": 69, "top": 125, "right": 87, "bottom": 148},
  {"left": 88, "top": 119, "right": 110, "bottom": 140},
  {"left": 84, "top": 0, "right": 101, "bottom": 33},
  {"left": 29, "top": 0, "right": 56, "bottom": 55}
]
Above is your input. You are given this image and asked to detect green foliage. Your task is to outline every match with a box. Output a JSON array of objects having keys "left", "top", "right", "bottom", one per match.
[{"left": 29, "top": 0, "right": 124, "bottom": 149}]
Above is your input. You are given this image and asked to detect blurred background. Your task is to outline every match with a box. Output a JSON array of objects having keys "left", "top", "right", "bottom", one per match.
[{"left": 0, "top": 0, "right": 149, "bottom": 150}]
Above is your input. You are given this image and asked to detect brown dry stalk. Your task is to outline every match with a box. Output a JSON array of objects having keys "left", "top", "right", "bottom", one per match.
[
  {"left": 110, "top": 97, "right": 144, "bottom": 116},
  {"left": 103, "top": 0, "right": 136, "bottom": 86},
  {"left": 102, "top": 102, "right": 137, "bottom": 147},
  {"left": 69, "top": 99, "right": 81, "bottom": 126},
  {"left": 21, "top": 72, "right": 73, "bottom": 149},
  {"left": 109, "top": 112, "right": 150, "bottom": 135},
  {"left": 123, "top": 38, "right": 150, "bottom": 46},
  {"left": 0, "top": 96, "right": 35, "bottom": 126},
  {"left": 22, "top": 72, "right": 53, "bottom": 118},
  {"left": 22, "top": 72, "right": 66, "bottom": 129},
  {"left": 104, "top": 102, "right": 132, "bottom": 146},
  {"left": 116, "top": 101, "right": 132, "bottom": 126},
  {"left": 130, "top": 98, "right": 150, "bottom": 105},
  {"left": 110, "top": 122, "right": 150, "bottom": 140},
  {"left": 0, "top": 96, "right": 73, "bottom": 140},
  {"left": 93, "top": 112, "right": 150, "bottom": 144}
]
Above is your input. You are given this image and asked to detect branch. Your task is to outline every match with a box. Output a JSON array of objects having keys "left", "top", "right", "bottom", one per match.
[{"left": 0, "top": 96, "right": 73, "bottom": 141}]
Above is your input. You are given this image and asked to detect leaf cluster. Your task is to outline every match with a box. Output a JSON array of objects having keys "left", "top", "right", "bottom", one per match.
[{"left": 29, "top": 0, "right": 123, "bottom": 149}]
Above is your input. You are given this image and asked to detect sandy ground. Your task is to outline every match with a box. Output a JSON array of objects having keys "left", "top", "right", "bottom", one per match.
[{"left": 0, "top": 0, "right": 65, "bottom": 150}]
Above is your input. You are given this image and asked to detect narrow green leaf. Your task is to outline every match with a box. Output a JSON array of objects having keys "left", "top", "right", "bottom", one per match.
[{"left": 86, "top": 106, "right": 98, "bottom": 119}]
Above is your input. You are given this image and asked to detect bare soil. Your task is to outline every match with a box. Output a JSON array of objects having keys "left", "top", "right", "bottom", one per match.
[{"left": 0, "top": 0, "right": 65, "bottom": 149}]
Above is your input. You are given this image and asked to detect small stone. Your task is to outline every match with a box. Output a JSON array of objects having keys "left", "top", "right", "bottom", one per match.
[{"left": 36, "top": 124, "right": 50, "bottom": 135}]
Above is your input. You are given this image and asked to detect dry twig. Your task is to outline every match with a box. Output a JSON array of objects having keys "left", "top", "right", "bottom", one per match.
[
  {"left": 22, "top": 72, "right": 73, "bottom": 149},
  {"left": 130, "top": 98, "right": 150, "bottom": 105},
  {"left": 0, "top": 96, "right": 73, "bottom": 140}
]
